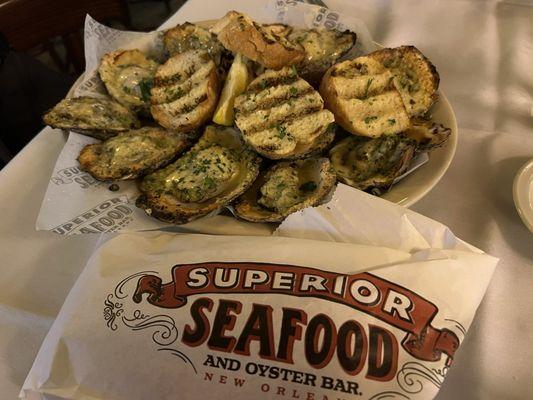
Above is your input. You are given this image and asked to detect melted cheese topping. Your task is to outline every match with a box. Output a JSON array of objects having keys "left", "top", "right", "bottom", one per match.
[
  {"left": 165, "top": 146, "right": 239, "bottom": 203},
  {"left": 258, "top": 164, "right": 305, "bottom": 211}
]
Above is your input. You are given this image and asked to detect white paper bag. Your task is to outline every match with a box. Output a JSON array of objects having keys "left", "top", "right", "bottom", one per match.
[{"left": 21, "top": 187, "right": 497, "bottom": 400}]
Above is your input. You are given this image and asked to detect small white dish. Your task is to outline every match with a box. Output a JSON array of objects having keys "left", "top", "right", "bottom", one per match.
[{"left": 513, "top": 159, "right": 533, "bottom": 233}]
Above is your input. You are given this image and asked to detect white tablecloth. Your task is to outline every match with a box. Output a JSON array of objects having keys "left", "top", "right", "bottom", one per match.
[{"left": 1, "top": 0, "right": 532, "bottom": 398}]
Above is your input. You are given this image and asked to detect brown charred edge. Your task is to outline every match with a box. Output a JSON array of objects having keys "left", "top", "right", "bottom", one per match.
[
  {"left": 248, "top": 122, "right": 333, "bottom": 161},
  {"left": 286, "top": 125, "right": 336, "bottom": 160},
  {"left": 237, "top": 87, "right": 315, "bottom": 116},
  {"left": 246, "top": 73, "right": 300, "bottom": 94},
  {"left": 371, "top": 45, "right": 440, "bottom": 91},
  {"left": 137, "top": 154, "right": 260, "bottom": 225},
  {"left": 242, "top": 104, "right": 324, "bottom": 136},
  {"left": 253, "top": 22, "right": 302, "bottom": 52},
  {"left": 234, "top": 158, "right": 336, "bottom": 222},
  {"left": 261, "top": 23, "right": 293, "bottom": 38}
]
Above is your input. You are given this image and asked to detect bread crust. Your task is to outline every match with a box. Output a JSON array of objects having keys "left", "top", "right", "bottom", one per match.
[{"left": 213, "top": 11, "right": 304, "bottom": 70}]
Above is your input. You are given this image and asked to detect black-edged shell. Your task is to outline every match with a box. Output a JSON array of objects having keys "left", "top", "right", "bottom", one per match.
[
  {"left": 99, "top": 49, "right": 159, "bottom": 114},
  {"left": 77, "top": 126, "right": 191, "bottom": 181},
  {"left": 329, "top": 134, "right": 416, "bottom": 192},
  {"left": 43, "top": 96, "right": 140, "bottom": 140},
  {"left": 234, "top": 157, "right": 336, "bottom": 223},
  {"left": 137, "top": 125, "right": 261, "bottom": 224}
]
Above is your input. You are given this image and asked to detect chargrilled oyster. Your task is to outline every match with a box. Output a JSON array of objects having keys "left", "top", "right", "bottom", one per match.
[
  {"left": 43, "top": 96, "right": 140, "bottom": 140},
  {"left": 137, "top": 125, "right": 261, "bottom": 224},
  {"left": 211, "top": 11, "right": 305, "bottom": 70},
  {"left": 150, "top": 50, "right": 220, "bottom": 133},
  {"left": 289, "top": 28, "right": 356, "bottom": 86},
  {"left": 234, "top": 157, "right": 336, "bottom": 222},
  {"left": 320, "top": 46, "right": 439, "bottom": 138},
  {"left": 163, "top": 22, "right": 229, "bottom": 69},
  {"left": 329, "top": 134, "right": 416, "bottom": 192},
  {"left": 77, "top": 127, "right": 191, "bottom": 181},
  {"left": 234, "top": 66, "right": 335, "bottom": 160},
  {"left": 260, "top": 24, "right": 357, "bottom": 85},
  {"left": 99, "top": 49, "right": 159, "bottom": 114},
  {"left": 404, "top": 118, "right": 451, "bottom": 151}
]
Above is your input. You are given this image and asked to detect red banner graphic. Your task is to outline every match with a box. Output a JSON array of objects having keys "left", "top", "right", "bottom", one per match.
[{"left": 132, "top": 262, "right": 459, "bottom": 366}]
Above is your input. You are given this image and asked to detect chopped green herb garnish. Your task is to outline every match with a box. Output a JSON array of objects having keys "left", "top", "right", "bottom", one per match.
[
  {"left": 388, "top": 119, "right": 396, "bottom": 125},
  {"left": 289, "top": 86, "right": 298, "bottom": 95},
  {"left": 203, "top": 176, "right": 216, "bottom": 189},
  {"left": 139, "top": 78, "right": 153, "bottom": 102},
  {"left": 364, "top": 116, "right": 378, "bottom": 124},
  {"left": 290, "top": 64, "right": 298, "bottom": 77},
  {"left": 276, "top": 125, "right": 287, "bottom": 139},
  {"left": 299, "top": 181, "right": 317, "bottom": 192},
  {"left": 363, "top": 78, "right": 374, "bottom": 99}
]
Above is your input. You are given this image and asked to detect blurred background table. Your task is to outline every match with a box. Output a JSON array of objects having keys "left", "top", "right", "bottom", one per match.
[{"left": 0, "top": 0, "right": 532, "bottom": 399}]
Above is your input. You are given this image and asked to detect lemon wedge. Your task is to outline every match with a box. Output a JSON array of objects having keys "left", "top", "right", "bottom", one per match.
[{"left": 213, "top": 53, "right": 252, "bottom": 126}]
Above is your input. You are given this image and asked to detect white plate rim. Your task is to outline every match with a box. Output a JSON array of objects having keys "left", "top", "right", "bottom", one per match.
[{"left": 513, "top": 158, "right": 533, "bottom": 233}]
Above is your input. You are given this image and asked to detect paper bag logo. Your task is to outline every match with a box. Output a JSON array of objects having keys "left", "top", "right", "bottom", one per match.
[
  {"left": 132, "top": 262, "right": 459, "bottom": 382},
  {"left": 51, "top": 166, "right": 102, "bottom": 189},
  {"left": 52, "top": 197, "right": 133, "bottom": 235}
]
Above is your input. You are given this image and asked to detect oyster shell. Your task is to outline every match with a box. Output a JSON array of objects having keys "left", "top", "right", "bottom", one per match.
[
  {"left": 234, "top": 157, "right": 336, "bottom": 223},
  {"left": 98, "top": 49, "right": 159, "bottom": 114},
  {"left": 404, "top": 118, "right": 451, "bottom": 151},
  {"left": 234, "top": 66, "right": 336, "bottom": 160},
  {"left": 77, "top": 126, "right": 191, "bottom": 181},
  {"left": 288, "top": 28, "right": 356, "bottom": 86},
  {"left": 329, "top": 134, "right": 416, "bottom": 192},
  {"left": 163, "top": 22, "right": 230, "bottom": 71},
  {"left": 43, "top": 96, "right": 140, "bottom": 140},
  {"left": 137, "top": 125, "right": 261, "bottom": 224}
]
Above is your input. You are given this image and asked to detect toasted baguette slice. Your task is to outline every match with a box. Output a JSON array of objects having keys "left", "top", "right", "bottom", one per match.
[
  {"left": 320, "top": 56, "right": 411, "bottom": 138},
  {"left": 211, "top": 11, "right": 304, "bottom": 70},
  {"left": 150, "top": 50, "right": 220, "bottom": 132},
  {"left": 235, "top": 66, "right": 335, "bottom": 160},
  {"left": 368, "top": 46, "right": 439, "bottom": 117}
]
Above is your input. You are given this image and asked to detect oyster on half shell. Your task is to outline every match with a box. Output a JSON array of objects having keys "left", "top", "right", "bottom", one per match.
[
  {"left": 99, "top": 49, "right": 159, "bottom": 114},
  {"left": 43, "top": 96, "right": 140, "bottom": 140},
  {"left": 329, "top": 134, "right": 416, "bottom": 192},
  {"left": 404, "top": 118, "right": 451, "bottom": 152},
  {"left": 137, "top": 125, "right": 261, "bottom": 224},
  {"left": 77, "top": 126, "right": 191, "bottom": 181},
  {"left": 234, "top": 157, "right": 336, "bottom": 223}
]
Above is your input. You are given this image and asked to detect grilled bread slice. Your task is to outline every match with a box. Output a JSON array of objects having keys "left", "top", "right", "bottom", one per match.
[
  {"left": 320, "top": 55, "right": 411, "bottom": 138},
  {"left": 369, "top": 46, "right": 439, "bottom": 117},
  {"left": 320, "top": 46, "right": 439, "bottom": 138},
  {"left": 150, "top": 50, "right": 220, "bottom": 133},
  {"left": 234, "top": 66, "right": 335, "bottom": 160},
  {"left": 210, "top": 11, "right": 304, "bottom": 70}
]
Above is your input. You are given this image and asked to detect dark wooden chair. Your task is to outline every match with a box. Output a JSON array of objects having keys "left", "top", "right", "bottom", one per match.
[{"left": 0, "top": 0, "right": 131, "bottom": 75}]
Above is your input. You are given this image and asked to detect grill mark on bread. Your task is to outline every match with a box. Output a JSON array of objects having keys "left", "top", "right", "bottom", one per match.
[
  {"left": 239, "top": 102, "right": 323, "bottom": 135},
  {"left": 152, "top": 63, "right": 213, "bottom": 105},
  {"left": 150, "top": 50, "right": 219, "bottom": 132},
  {"left": 175, "top": 93, "right": 208, "bottom": 115},
  {"left": 237, "top": 87, "right": 315, "bottom": 116},
  {"left": 247, "top": 74, "right": 299, "bottom": 94}
]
